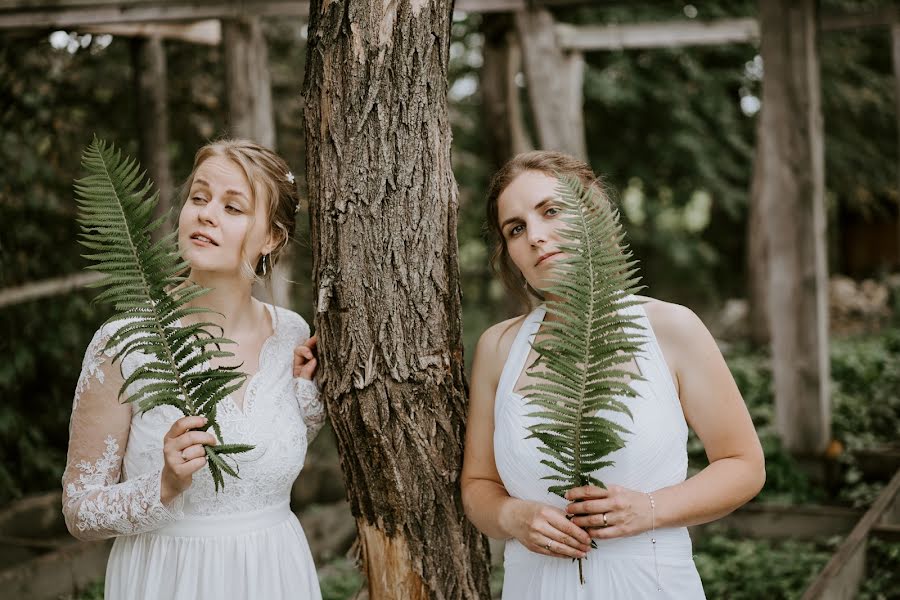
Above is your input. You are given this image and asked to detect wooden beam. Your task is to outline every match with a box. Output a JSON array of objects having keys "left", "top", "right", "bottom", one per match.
[
  {"left": 801, "top": 469, "right": 900, "bottom": 600},
  {"left": 691, "top": 503, "right": 863, "bottom": 542},
  {"left": 556, "top": 17, "right": 759, "bottom": 51},
  {"left": 83, "top": 19, "right": 220, "bottom": 44},
  {"left": 554, "top": 9, "right": 899, "bottom": 52},
  {"left": 0, "top": 272, "right": 101, "bottom": 309},
  {"left": 0, "top": 1, "right": 596, "bottom": 29}
]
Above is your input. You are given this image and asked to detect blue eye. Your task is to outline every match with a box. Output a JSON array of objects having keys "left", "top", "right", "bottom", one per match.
[
  {"left": 545, "top": 206, "right": 560, "bottom": 216},
  {"left": 509, "top": 224, "right": 524, "bottom": 237}
]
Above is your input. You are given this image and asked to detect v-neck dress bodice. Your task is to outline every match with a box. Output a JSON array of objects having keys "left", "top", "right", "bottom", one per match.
[
  {"left": 492, "top": 302, "right": 705, "bottom": 599},
  {"left": 62, "top": 304, "right": 326, "bottom": 600}
]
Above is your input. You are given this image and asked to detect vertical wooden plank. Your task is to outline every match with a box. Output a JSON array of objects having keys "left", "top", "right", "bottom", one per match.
[
  {"left": 222, "top": 16, "right": 275, "bottom": 148},
  {"left": 515, "top": 7, "right": 587, "bottom": 159},
  {"left": 757, "top": 0, "right": 830, "bottom": 455},
  {"left": 132, "top": 35, "right": 174, "bottom": 239},
  {"left": 747, "top": 115, "right": 770, "bottom": 345},
  {"left": 222, "top": 17, "right": 292, "bottom": 307},
  {"left": 480, "top": 12, "right": 533, "bottom": 170},
  {"left": 891, "top": 21, "right": 900, "bottom": 268}
]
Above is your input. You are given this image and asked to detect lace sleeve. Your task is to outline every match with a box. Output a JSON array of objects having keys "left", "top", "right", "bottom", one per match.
[
  {"left": 62, "top": 325, "right": 182, "bottom": 541},
  {"left": 294, "top": 378, "right": 326, "bottom": 440}
]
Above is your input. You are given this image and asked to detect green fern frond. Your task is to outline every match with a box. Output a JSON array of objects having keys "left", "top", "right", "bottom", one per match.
[
  {"left": 75, "top": 137, "right": 252, "bottom": 492},
  {"left": 522, "top": 174, "right": 645, "bottom": 584},
  {"left": 523, "top": 173, "right": 645, "bottom": 498}
]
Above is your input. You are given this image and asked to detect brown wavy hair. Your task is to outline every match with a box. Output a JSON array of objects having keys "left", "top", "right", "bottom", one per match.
[
  {"left": 486, "top": 151, "right": 610, "bottom": 309},
  {"left": 182, "top": 139, "right": 299, "bottom": 280}
]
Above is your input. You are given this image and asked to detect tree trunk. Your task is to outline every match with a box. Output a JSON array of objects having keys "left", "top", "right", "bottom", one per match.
[
  {"left": 747, "top": 113, "right": 770, "bottom": 345},
  {"left": 132, "top": 35, "right": 174, "bottom": 240},
  {"left": 515, "top": 7, "right": 587, "bottom": 159},
  {"left": 222, "top": 17, "right": 293, "bottom": 308},
  {"left": 758, "top": 0, "right": 830, "bottom": 455},
  {"left": 303, "top": 2, "right": 492, "bottom": 599}
]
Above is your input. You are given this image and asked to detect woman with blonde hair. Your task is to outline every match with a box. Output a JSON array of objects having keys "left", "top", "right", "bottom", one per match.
[{"left": 62, "top": 139, "right": 324, "bottom": 599}]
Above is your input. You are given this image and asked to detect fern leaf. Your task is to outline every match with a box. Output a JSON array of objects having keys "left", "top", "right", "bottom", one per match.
[{"left": 75, "top": 137, "right": 253, "bottom": 492}]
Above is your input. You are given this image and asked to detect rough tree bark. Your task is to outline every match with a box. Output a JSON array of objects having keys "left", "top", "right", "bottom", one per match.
[
  {"left": 515, "top": 7, "right": 587, "bottom": 159},
  {"left": 132, "top": 35, "right": 174, "bottom": 239},
  {"left": 758, "top": 0, "right": 830, "bottom": 455},
  {"left": 222, "top": 17, "right": 292, "bottom": 307},
  {"left": 303, "top": 1, "right": 492, "bottom": 599}
]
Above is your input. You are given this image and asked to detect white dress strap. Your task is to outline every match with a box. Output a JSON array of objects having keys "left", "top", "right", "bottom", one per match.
[
  {"left": 495, "top": 306, "right": 547, "bottom": 402},
  {"left": 623, "top": 300, "right": 684, "bottom": 414}
]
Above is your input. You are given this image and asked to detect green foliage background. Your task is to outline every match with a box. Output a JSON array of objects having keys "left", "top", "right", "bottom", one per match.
[{"left": 1, "top": 9, "right": 898, "bottom": 598}]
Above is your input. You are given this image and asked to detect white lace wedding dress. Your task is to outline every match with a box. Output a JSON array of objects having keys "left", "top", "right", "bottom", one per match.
[{"left": 62, "top": 304, "right": 326, "bottom": 600}]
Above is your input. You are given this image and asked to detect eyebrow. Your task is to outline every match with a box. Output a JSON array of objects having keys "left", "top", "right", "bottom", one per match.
[
  {"left": 499, "top": 196, "right": 556, "bottom": 231},
  {"left": 191, "top": 178, "right": 250, "bottom": 202}
]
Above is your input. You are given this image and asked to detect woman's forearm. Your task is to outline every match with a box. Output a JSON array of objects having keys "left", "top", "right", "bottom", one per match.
[
  {"left": 654, "top": 456, "right": 765, "bottom": 529},
  {"left": 462, "top": 479, "right": 521, "bottom": 539}
]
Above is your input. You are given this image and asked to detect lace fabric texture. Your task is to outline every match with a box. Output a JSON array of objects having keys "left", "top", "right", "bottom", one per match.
[{"left": 62, "top": 304, "right": 324, "bottom": 539}]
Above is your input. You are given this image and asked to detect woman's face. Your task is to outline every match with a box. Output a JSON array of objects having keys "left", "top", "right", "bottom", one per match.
[
  {"left": 178, "top": 155, "right": 273, "bottom": 278},
  {"left": 496, "top": 170, "right": 566, "bottom": 291}
]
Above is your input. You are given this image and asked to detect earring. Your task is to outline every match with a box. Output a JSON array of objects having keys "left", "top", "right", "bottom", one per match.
[{"left": 261, "top": 254, "right": 268, "bottom": 276}]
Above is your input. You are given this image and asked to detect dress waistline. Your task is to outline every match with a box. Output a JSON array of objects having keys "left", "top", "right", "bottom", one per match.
[{"left": 153, "top": 500, "right": 293, "bottom": 538}]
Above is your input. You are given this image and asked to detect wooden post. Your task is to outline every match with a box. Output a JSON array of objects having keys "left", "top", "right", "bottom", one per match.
[
  {"left": 747, "top": 115, "right": 770, "bottom": 345},
  {"left": 222, "top": 17, "right": 292, "bottom": 307},
  {"left": 222, "top": 17, "right": 275, "bottom": 148},
  {"left": 892, "top": 20, "right": 900, "bottom": 266},
  {"left": 515, "top": 7, "right": 587, "bottom": 159},
  {"left": 758, "top": 0, "right": 830, "bottom": 455},
  {"left": 303, "top": 1, "right": 492, "bottom": 597},
  {"left": 131, "top": 35, "right": 174, "bottom": 239},
  {"left": 481, "top": 12, "right": 533, "bottom": 170}
]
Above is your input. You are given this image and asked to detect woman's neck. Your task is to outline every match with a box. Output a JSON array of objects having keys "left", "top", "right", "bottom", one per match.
[{"left": 183, "top": 271, "right": 258, "bottom": 336}]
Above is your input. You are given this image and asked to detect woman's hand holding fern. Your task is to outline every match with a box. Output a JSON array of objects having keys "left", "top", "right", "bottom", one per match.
[
  {"left": 565, "top": 484, "right": 652, "bottom": 539},
  {"left": 160, "top": 416, "right": 218, "bottom": 505},
  {"left": 501, "top": 499, "right": 591, "bottom": 559}
]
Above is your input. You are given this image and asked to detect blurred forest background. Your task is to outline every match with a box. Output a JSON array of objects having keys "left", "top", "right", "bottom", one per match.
[{"left": 1, "top": 0, "right": 899, "bottom": 598}]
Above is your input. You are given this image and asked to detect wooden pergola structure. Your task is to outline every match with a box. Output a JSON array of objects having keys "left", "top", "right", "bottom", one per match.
[{"left": 1, "top": 2, "right": 898, "bottom": 596}]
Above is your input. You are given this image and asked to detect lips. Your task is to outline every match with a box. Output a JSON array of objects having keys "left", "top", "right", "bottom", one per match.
[
  {"left": 535, "top": 251, "right": 561, "bottom": 266},
  {"left": 189, "top": 231, "right": 219, "bottom": 246}
]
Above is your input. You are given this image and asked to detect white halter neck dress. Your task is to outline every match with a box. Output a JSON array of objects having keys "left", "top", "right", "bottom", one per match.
[{"left": 493, "top": 302, "right": 706, "bottom": 599}]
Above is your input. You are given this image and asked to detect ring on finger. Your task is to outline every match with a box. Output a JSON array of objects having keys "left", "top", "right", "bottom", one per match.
[
  {"left": 544, "top": 540, "right": 553, "bottom": 551},
  {"left": 181, "top": 450, "right": 189, "bottom": 462},
  {"left": 601, "top": 513, "right": 609, "bottom": 527}
]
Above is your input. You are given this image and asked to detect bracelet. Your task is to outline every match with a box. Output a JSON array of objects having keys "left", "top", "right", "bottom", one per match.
[{"left": 648, "top": 491, "right": 661, "bottom": 591}]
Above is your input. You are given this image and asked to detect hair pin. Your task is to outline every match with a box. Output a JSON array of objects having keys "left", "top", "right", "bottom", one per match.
[{"left": 286, "top": 171, "right": 295, "bottom": 184}]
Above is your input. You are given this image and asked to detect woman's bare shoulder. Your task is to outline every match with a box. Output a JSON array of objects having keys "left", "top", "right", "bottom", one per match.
[
  {"left": 637, "top": 295, "right": 707, "bottom": 343},
  {"left": 472, "top": 314, "right": 529, "bottom": 384}
]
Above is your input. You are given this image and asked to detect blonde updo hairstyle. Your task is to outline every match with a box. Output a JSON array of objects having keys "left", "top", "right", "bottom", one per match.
[
  {"left": 182, "top": 139, "right": 299, "bottom": 281},
  {"left": 486, "top": 150, "right": 611, "bottom": 308}
]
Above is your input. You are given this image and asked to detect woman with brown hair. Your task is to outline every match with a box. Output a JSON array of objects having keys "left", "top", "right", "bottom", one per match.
[
  {"left": 62, "top": 139, "right": 324, "bottom": 599},
  {"left": 461, "top": 151, "right": 765, "bottom": 598}
]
